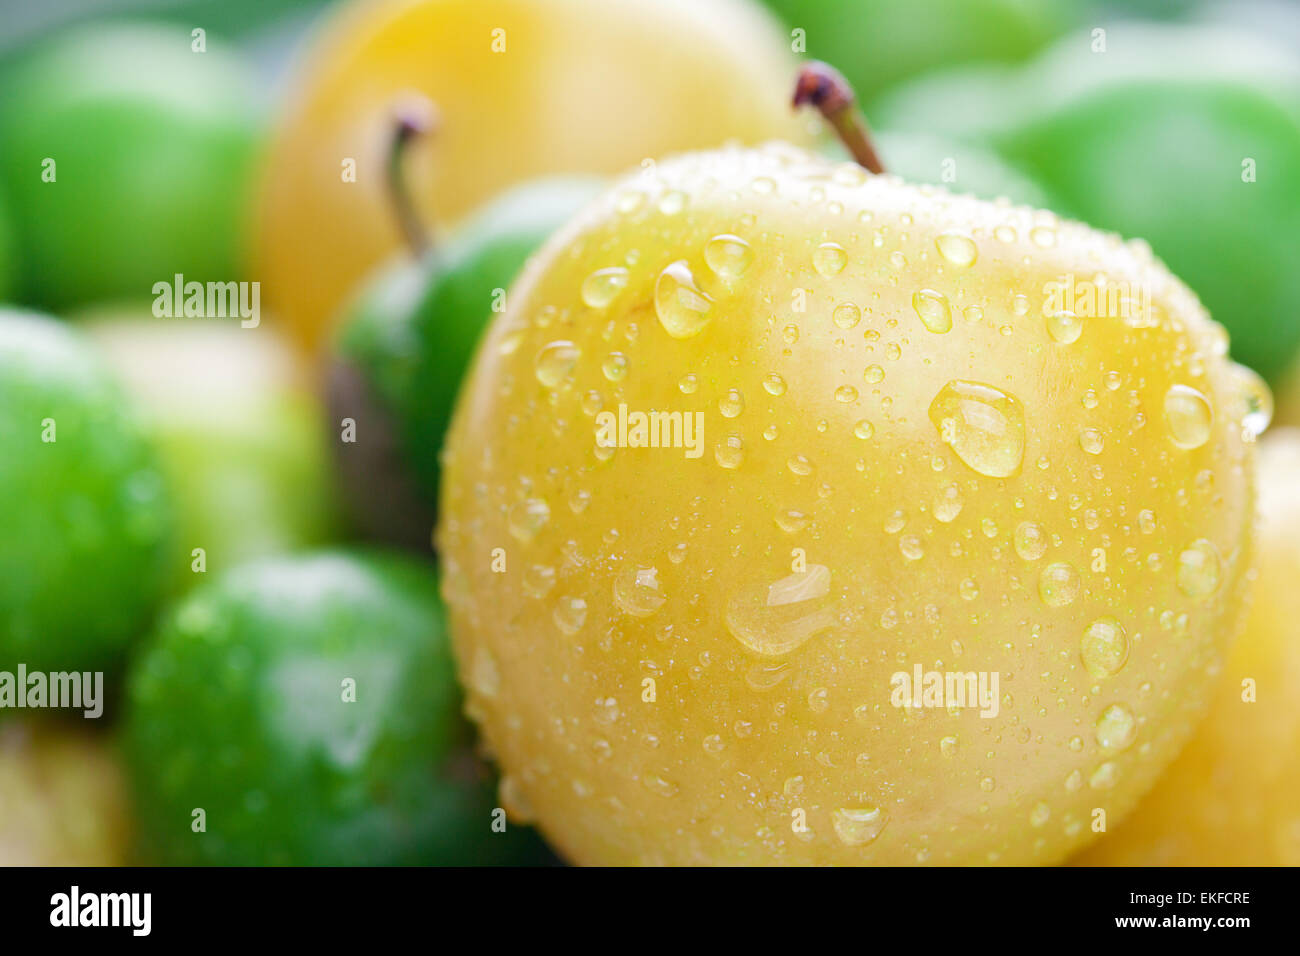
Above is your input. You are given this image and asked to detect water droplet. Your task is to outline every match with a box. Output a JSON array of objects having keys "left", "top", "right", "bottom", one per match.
[
  {"left": 787, "top": 454, "right": 814, "bottom": 476},
  {"left": 581, "top": 266, "right": 629, "bottom": 308},
  {"left": 1081, "top": 617, "right": 1129, "bottom": 678},
  {"left": 834, "top": 385, "right": 859, "bottom": 404},
  {"left": 912, "top": 289, "right": 953, "bottom": 334},
  {"left": 655, "top": 260, "right": 714, "bottom": 338},
  {"left": 534, "top": 341, "right": 580, "bottom": 387},
  {"left": 900, "top": 535, "right": 924, "bottom": 561},
  {"left": 832, "top": 806, "right": 889, "bottom": 847},
  {"left": 833, "top": 302, "right": 862, "bottom": 329},
  {"left": 933, "top": 483, "right": 963, "bottom": 522},
  {"left": 1029, "top": 226, "right": 1057, "bottom": 247},
  {"left": 1039, "top": 562, "right": 1080, "bottom": 607},
  {"left": 522, "top": 564, "right": 557, "bottom": 598},
  {"left": 940, "top": 735, "right": 958, "bottom": 757},
  {"left": 719, "top": 388, "right": 745, "bottom": 418},
  {"left": 1177, "top": 539, "right": 1221, "bottom": 598},
  {"left": 678, "top": 373, "right": 699, "bottom": 394},
  {"left": 1164, "top": 384, "right": 1213, "bottom": 449},
  {"left": 602, "top": 352, "right": 629, "bottom": 382},
  {"left": 1079, "top": 428, "right": 1104, "bottom": 455},
  {"left": 1029, "top": 802, "right": 1051, "bottom": 827},
  {"left": 853, "top": 420, "right": 875, "bottom": 440},
  {"left": 763, "top": 372, "right": 787, "bottom": 396},
  {"left": 929, "top": 380, "right": 1026, "bottom": 478},
  {"left": 642, "top": 773, "right": 679, "bottom": 798},
  {"left": 715, "top": 433, "right": 745, "bottom": 469},
  {"left": 745, "top": 660, "right": 791, "bottom": 691},
  {"left": 1095, "top": 704, "right": 1137, "bottom": 751},
  {"left": 508, "top": 498, "right": 550, "bottom": 541},
  {"left": 1046, "top": 310, "right": 1082, "bottom": 344},
  {"left": 612, "top": 564, "right": 667, "bottom": 617},
  {"left": 775, "top": 509, "right": 809, "bottom": 533},
  {"left": 1089, "top": 761, "right": 1120, "bottom": 790},
  {"left": 864, "top": 365, "right": 885, "bottom": 385},
  {"left": 725, "top": 565, "right": 834, "bottom": 656},
  {"left": 813, "top": 242, "right": 848, "bottom": 276},
  {"left": 935, "top": 232, "right": 978, "bottom": 267},
  {"left": 1231, "top": 362, "right": 1272, "bottom": 439},
  {"left": 703, "top": 234, "right": 754, "bottom": 278},
  {"left": 471, "top": 648, "right": 499, "bottom": 698},
  {"left": 553, "top": 595, "right": 588, "bottom": 635},
  {"left": 1014, "top": 522, "right": 1047, "bottom": 561}
]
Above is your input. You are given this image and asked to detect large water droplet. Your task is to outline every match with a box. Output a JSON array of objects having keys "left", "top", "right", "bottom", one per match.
[
  {"left": 912, "top": 289, "right": 953, "bottom": 334},
  {"left": 933, "top": 483, "right": 963, "bottom": 523},
  {"left": 935, "top": 232, "right": 977, "bottom": 267},
  {"left": 613, "top": 564, "right": 667, "bottom": 617},
  {"left": 832, "top": 806, "right": 889, "bottom": 847},
  {"left": 1164, "top": 384, "right": 1213, "bottom": 449},
  {"left": 929, "top": 380, "right": 1026, "bottom": 477},
  {"left": 581, "top": 266, "right": 629, "bottom": 308},
  {"left": 1095, "top": 703, "right": 1137, "bottom": 751},
  {"left": 1081, "top": 617, "right": 1129, "bottom": 678},
  {"left": 1177, "top": 538, "right": 1221, "bottom": 598},
  {"left": 1230, "top": 362, "right": 1272, "bottom": 440},
  {"left": 1014, "top": 521, "right": 1047, "bottom": 561},
  {"left": 704, "top": 234, "right": 754, "bottom": 279},
  {"left": 1046, "top": 310, "right": 1082, "bottom": 344},
  {"left": 1039, "top": 562, "right": 1080, "bottom": 607},
  {"left": 534, "top": 341, "right": 580, "bottom": 387},
  {"left": 833, "top": 302, "right": 862, "bottom": 329},
  {"left": 813, "top": 242, "right": 848, "bottom": 276},
  {"left": 553, "top": 595, "right": 588, "bottom": 635},
  {"left": 508, "top": 498, "right": 550, "bottom": 541},
  {"left": 655, "top": 260, "right": 714, "bottom": 338},
  {"left": 725, "top": 565, "right": 834, "bottom": 656}
]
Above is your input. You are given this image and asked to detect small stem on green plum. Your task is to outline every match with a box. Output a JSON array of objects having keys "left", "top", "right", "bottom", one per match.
[
  {"left": 792, "top": 61, "right": 885, "bottom": 175},
  {"left": 386, "top": 94, "right": 438, "bottom": 257}
]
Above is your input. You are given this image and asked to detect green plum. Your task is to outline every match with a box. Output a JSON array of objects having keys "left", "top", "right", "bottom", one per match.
[
  {"left": 871, "top": 131, "right": 1052, "bottom": 208},
  {"left": 874, "top": 22, "right": 1300, "bottom": 383},
  {"left": 759, "top": 0, "right": 1069, "bottom": 106},
  {"left": 82, "top": 313, "right": 340, "bottom": 593},
  {"left": 330, "top": 176, "right": 603, "bottom": 547},
  {"left": 0, "top": 191, "right": 14, "bottom": 302},
  {"left": 0, "top": 23, "right": 260, "bottom": 310},
  {"left": 0, "top": 310, "right": 171, "bottom": 677},
  {"left": 126, "top": 550, "right": 554, "bottom": 866}
]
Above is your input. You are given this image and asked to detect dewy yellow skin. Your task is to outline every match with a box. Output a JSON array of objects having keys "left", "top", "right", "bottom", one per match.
[
  {"left": 438, "top": 141, "right": 1263, "bottom": 865},
  {"left": 255, "top": 0, "right": 808, "bottom": 353},
  {"left": 1077, "top": 429, "right": 1297, "bottom": 867}
]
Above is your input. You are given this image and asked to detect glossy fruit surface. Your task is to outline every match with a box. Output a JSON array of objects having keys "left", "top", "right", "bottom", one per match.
[
  {"left": 126, "top": 550, "right": 549, "bottom": 865},
  {"left": 438, "top": 144, "right": 1260, "bottom": 865},
  {"left": 85, "top": 315, "right": 339, "bottom": 591},
  {"left": 0, "top": 24, "right": 259, "bottom": 309},
  {"left": 256, "top": 0, "right": 808, "bottom": 352},
  {"left": 0, "top": 310, "right": 171, "bottom": 676},
  {"left": 0, "top": 722, "right": 132, "bottom": 865},
  {"left": 334, "top": 176, "right": 604, "bottom": 541},
  {"left": 1076, "top": 427, "right": 1298, "bottom": 867}
]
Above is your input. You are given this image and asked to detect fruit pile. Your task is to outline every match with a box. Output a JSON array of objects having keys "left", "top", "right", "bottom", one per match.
[{"left": 0, "top": 0, "right": 1295, "bottom": 867}]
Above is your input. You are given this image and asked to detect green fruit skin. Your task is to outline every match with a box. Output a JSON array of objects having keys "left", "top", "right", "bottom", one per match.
[
  {"left": 0, "top": 191, "right": 14, "bottom": 301},
  {"left": 995, "top": 81, "right": 1300, "bottom": 384},
  {"left": 85, "top": 316, "right": 340, "bottom": 594},
  {"left": 761, "top": 0, "right": 1068, "bottom": 105},
  {"left": 0, "top": 24, "right": 260, "bottom": 310},
  {"left": 0, "top": 311, "right": 172, "bottom": 677},
  {"left": 339, "top": 177, "right": 604, "bottom": 509},
  {"left": 126, "top": 550, "right": 552, "bottom": 865},
  {"left": 868, "top": 131, "right": 1053, "bottom": 209}
]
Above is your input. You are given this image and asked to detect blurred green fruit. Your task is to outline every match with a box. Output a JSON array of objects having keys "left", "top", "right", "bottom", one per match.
[
  {"left": 760, "top": 0, "right": 1069, "bottom": 105},
  {"left": 872, "top": 131, "right": 1052, "bottom": 208},
  {"left": 0, "top": 309, "right": 171, "bottom": 677},
  {"left": 0, "top": 23, "right": 260, "bottom": 310},
  {"left": 0, "top": 721, "right": 132, "bottom": 865},
  {"left": 874, "top": 23, "right": 1300, "bottom": 383},
  {"left": 126, "top": 550, "right": 554, "bottom": 865},
  {"left": 331, "top": 177, "right": 603, "bottom": 546},
  {"left": 0, "top": 191, "right": 14, "bottom": 301},
  {"left": 83, "top": 314, "right": 339, "bottom": 591}
]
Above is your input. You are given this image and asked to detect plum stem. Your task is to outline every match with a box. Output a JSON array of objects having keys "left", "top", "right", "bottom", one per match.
[
  {"left": 386, "top": 94, "right": 438, "bottom": 257},
  {"left": 792, "top": 61, "right": 885, "bottom": 174}
]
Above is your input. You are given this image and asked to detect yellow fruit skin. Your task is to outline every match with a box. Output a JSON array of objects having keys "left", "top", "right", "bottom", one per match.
[
  {"left": 0, "top": 723, "right": 131, "bottom": 866},
  {"left": 1076, "top": 428, "right": 1298, "bottom": 866},
  {"left": 438, "top": 145, "right": 1257, "bottom": 865},
  {"left": 256, "top": 0, "right": 808, "bottom": 353}
]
